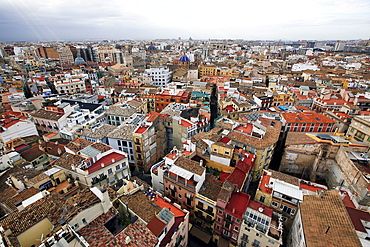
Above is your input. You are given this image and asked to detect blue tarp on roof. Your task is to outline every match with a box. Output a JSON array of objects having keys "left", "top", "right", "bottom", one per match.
[{"left": 278, "top": 106, "right": 288, "bottom": 111}]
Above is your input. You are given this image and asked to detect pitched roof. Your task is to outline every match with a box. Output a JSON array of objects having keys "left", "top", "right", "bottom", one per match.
[
  {"left": 30, "top": 109, "right": 64, "bottom": 121},
  {"left": 0, "top": 188, "right": 100, "bottom": 237},
  {"left": 198, "top": 174, "right": 223, "bottom": 201},
  {"left": 269, "top": 169, "right": 300, "bottom": 186},
  {"left": 146, "top": 215, "right": 167, "bottom": 237},
  {"left": 174, "top": 156, "right": 205, "bottom": 176},
  {"left": 300, "top": 190, "right": 362, "bottom": 247},
  {"left": 281, "top": 112, "right": 336, "bottom": 124},
  {"left": 228, "top": 118, "right": 281, "bottom": 149},
  {"left": 78, "top": 207, "right": 158, "bottom": 247}
]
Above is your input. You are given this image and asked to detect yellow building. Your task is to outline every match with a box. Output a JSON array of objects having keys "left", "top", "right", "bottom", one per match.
[
  {"left": 198, "top": 65, "right": 217, "bottom": 78},
  {"left": 192, "top": 174, "right": 223, "bottom": 243}
]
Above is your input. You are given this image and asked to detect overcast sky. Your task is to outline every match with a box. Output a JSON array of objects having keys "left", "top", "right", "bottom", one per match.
[{"left": 1, "top": 0, "right": 370, "bottom": 42}]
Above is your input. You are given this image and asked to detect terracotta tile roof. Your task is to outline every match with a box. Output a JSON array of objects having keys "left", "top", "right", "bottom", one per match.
[
  {"left": 19, "top": 145, "right": 45, "bottom": 162},
  {"left": 40, "top": 141, "right": 66, "bottom": 157},
  {"left": 198, "top": 174, "right": 223, "bottom": 201},
  {"left": 106, "top": 118, "right": 138, "bottom": 139},
  {"left": 268, "top": 169, "right": 300, "bottom": 186},
  {"left": 300, "top": 190, "right": 362, "bottom": 247},
  {"left": 3, "top": 187, "right": 39, "bottom": 212},
  {"left": 119, "top": 191, "right": 161, "bottom": 223},
  {"left": 0, "top": 188, "right": 101, "bottom": 237},
  {"left": 285, "top": 132, "right": 318, "bottom": 145},
  {"left": 91, "top": 142, "right": 112, "bottom": 153},
  {"left": 228, "top": 118, "right": 281, "bottom": 149},
  {"left": 191, "top": 127, "right": 223, "bottom": 144},
  {"left": 30, "top": 109, "right": 65, "bottom": 120},
  {"left": 76, "top": 124, "right": 117, "bottom": 140},
  {"left": 106, "top": 104, "right": 137, "bottom": 116},
  {"left": 127, "top": 99, "right": 144, "bottom": 108},
  {"left": 65, "top": 138, "right": 94, "bottom": 153},
  {"left": 217, "top": 181, "right": 234, "bottom": 204},
  {"left": 281, "top": 112, "right": 336, "bottom": 124},
  {"left": 174, "top": 156, "right": 205, "bottom": 176},
  {"left": 10, "top": 168, "right": 40, "bottom": 181},
  {"left": 146, "top": 111, "right": 160, "bottom": 122},
  {"left": 52, "top": 152, "right": 85, "bottom": 170}
]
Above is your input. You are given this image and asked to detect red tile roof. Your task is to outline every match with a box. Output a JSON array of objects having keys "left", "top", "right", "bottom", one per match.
[
  {"left": 225, "top": 192, "right": 250, "bottom": 220},
  {"left": 225, "top": 167, "right": 247, "bottom": 190},
  {"left": 153, "top": 196, "right": 185, "bottom": 217},
  {"left": 146, "top": 216, "right": 166, "bottom": 237},
  {"left": 248, "top": 200, "right": 273, "bottom": 217},
  {"left": 146, "top": 111, "right": 160, "bottom": 122},
  {"left": 219, "top": 137, "right": 231, "bottom": 144},
  {"left": 180, "top": 119, "right": 194, "bottom": 128},
  {"left": 234, "top": 123, "right": 253, "bottom": 134},
  {"left": 86, "top": 152, "right": 126, "bottom": 174},
  {"left": 135, "top": 126, "right": 148, "bottom": 134},
  {"left": 282, "top": 112, "right": 336, "bottom": 124},
  {"left": 315, "top": 98, "right": 352, "bottom": 105},
  {"left": 346, "top": 207, "right": 370, "bottom": 233}
]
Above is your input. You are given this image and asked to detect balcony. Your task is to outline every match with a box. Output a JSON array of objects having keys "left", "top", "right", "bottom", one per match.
[
  {"left": 196, "top": 205, "right": 214, "bottom": 217},
  {"left": 195, "top": 211, "right": 214, "bottom": 224}
]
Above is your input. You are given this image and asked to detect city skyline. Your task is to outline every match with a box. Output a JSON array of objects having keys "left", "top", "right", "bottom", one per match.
[{"left": 1, "top": 0, "right": 370, "bottom": 42}]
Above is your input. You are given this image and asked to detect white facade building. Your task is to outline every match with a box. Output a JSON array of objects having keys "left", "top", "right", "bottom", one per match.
[
  {"left": 0, "top": 119, "right": 38, "bottom": 144},
  {"left": 143, "top": 67, "right": 171, "bottom": 87}
]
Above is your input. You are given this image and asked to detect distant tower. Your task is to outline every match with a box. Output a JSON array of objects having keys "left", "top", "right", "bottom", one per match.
[{"left": 263, "top": 45, "right": 271, "bottom": 69}]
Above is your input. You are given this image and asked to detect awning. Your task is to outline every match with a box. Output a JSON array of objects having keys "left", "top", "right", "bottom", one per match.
[
  {"left": 190, "top": 226, "right": 212, "bottom": 244},
  {"left": 218, "top": 237, "right": 229, "bottom": 247}
]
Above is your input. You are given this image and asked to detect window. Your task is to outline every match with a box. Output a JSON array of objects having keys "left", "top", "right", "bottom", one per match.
[
  {"left": 178, "top": 194, "right": 182, "bottom": 199},
  {"left": 108, "top": 168, "right": 113, "bottom": 175},
  {"left": 234, "top": 226, "right": 239, "bottom": 232},
  {"left": 73, "top": 223, "right": 79, "bottom": 230},
  {"left": 217, "top": 217, "right": 221, "bottom": 222},
  {"left": 223, "top": 230, "right": 230, "bottom": 236},
  {"left": 226, "top": 214, "right": 232, "bottom": 221},
  {"left": 225, "top": 222, "right": 231, "bottom": 229},
  {"left": 259, "top": 196, "right": 265, "bottom": 203},
  {"left": 116, "top": 165, "right": 120, "bottom": 171},
  {"left": 252, "top": 239, "right": 260, "bottom": 247},
  {"left": 213, "top": 148, "right": 217, "bottom": 152},
  {"left": 232, "top": 234, "right": 237, "bottom": 240},
  {"left": 82, "top": 218, "right": 87, "bottom": 225}
]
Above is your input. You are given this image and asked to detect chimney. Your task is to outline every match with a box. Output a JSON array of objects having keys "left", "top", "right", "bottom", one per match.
[
  {"left": 111, "top": 158, "right": 115, "bottom": 163},
  {"left": 200, "top": 160, "right": 204, "bottom": 167},
  {"left": 57, "top": 148, "right": 62, "bottom": 155},
  {"left": 101, "top": 163, "right": 105, "bottom": 168},
  {"left": 15, "top": 201, "right": 24, "bottom": 211},
  {"left": 125, "top": 236, "right": 131, "bottom": 244},
  {"left": 100, "top": 187, "right": 112, "bottom": 213}
]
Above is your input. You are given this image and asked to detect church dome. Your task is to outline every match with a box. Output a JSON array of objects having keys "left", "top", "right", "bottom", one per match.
[
  {"left": 147, "top": 45, "right": 157, "bottom": 50},
  {"left": 179, "top": 55, "right": 190, "bottom": 62},
  {"left": 74, "top": 55, "right": 86, "bottom": 65}
]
